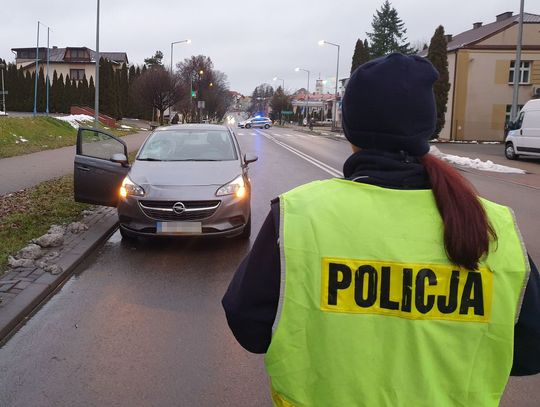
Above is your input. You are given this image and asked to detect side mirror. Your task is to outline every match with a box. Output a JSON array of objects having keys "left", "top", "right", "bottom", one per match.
[
  {"left": 111, "top": 153, "right": 129, "bottom": 167},
  {"left": 244, "top": 153, "right": 258, "bottom": 165}
]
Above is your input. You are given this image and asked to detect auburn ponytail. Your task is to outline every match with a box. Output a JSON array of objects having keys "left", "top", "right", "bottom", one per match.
[{"left": 419, "top": 153, "right": 497, "bottom": 270}]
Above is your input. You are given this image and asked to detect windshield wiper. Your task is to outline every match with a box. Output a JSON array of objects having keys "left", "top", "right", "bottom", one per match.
[
  {"left": 171, "top": 159, "right": 221, "bottom": 161},
  {"left": 137, "top": 157, "right": 162, "bottom": 161}
]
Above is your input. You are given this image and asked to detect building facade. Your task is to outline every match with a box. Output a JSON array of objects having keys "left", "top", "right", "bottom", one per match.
[
  {"left": 430, "top": 12, "right": 540, "bottom": 141},
  {"left": 11, "top": 46, "right": 128, "bottom": 82}
]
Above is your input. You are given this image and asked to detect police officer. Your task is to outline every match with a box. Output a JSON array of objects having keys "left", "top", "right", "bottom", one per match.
[{"left": 223, "top": 53, "right": 540, "bottom": 406}]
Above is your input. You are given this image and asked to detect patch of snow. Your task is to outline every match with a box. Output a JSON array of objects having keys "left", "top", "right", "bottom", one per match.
[
  {"left": 120, "top": 124, "right": 132, "bottom": 129},
  {"left": 19, "top": 137, "right": 28, "bottom": 143},
  {"left": 55, "top": 114, "right": 94, "bottom": 129},
  {"left": 430, "top": 146, "right": 525, "bottom": 174}
]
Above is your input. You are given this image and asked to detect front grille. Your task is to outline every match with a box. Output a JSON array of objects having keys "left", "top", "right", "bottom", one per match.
[{"left": 138, "top": 200, "right": 221, "bottom": 221}]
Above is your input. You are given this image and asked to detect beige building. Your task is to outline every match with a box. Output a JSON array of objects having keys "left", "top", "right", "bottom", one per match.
[
  {"left": 429, "top": 12, "right": 540, "bottom": 141},
  {"left": 11, "top": 46, "right": 128, "bottom": 82}
]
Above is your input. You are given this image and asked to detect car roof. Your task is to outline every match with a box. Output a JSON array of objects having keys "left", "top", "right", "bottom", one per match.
[{"left": 155, "top": 123, "right": 229, "bottom": 131}]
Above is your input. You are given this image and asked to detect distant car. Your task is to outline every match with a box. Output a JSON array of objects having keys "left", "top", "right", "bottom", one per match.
[
  {"left": 238, "top": 117, "right": 272, "bottom": 129},
  {"left": 505, "top": 99, "right": 540, "bottom": 160},
  {"left": 73, "top": 124, "right": 258, "bottom": 240}
]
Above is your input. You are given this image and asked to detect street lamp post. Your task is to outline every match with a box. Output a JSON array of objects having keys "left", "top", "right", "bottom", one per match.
[
  {"left": 295, "top": 67, "right": 310, "bottom": 126},
  {"left": 33, "top": 21, "right": 40, "bottom": 117},
  {"left": 510, "top": 0, "right": 525, "bottom": 123},
  {"left": 273, "top": 76, "right": 285, "bottom": 91},
  {"left": 169, "top": 39, "right": 191, "bottom": 120},
  {"left": 318, "top": 40, "right": 340, "bottom": 131},
  {"left": 45, "top": 26, "right": 50, "bottom": 116},
  {"left": 0, "top": 63, "right": 6, "bottom": 114},
  {"left": 94, "top": 0, "right": 100, "bottom": 128},
  {"left": 170, "top": 39, "right": 191, "bottom": 73}
]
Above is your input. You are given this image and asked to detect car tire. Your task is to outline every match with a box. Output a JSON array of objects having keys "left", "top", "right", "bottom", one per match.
[
  {"left": 245, "top": 124, "right": 251, "bottom": 129},
  {"left": 505, "top": 142, "right": 519, "bottom": 160},
  {"left": 239, "top": 215, "right": 251, "bottom": 239},
  {"left": 264, "top": 124, "right": 270, "bottom": 129},
  {"left": 119, "top": 226, "right": 137, "bottom": 241}
]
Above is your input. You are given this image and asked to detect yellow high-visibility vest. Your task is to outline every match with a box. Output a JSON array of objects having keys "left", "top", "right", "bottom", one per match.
[{"left": 266, "top": 179, "right": 529, "bottom": 407}]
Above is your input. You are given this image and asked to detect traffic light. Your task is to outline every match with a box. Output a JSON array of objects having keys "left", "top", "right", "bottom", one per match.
[{"left": 191, "top": 90, "right": 196, "bottom": 98}]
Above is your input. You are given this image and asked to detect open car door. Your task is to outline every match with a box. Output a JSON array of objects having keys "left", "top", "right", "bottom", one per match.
[{"left": 74, "top": 128, "right": 129, "bottom": 207}]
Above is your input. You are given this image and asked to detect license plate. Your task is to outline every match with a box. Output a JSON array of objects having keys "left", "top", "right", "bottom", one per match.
[{"left": 157, "top": 221, "right": 202, "bottom": 234}]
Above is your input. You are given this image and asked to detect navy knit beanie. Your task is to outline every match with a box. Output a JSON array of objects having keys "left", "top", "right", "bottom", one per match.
[{"left": 342, "top": 53, "right": 439, "bottom": 156}]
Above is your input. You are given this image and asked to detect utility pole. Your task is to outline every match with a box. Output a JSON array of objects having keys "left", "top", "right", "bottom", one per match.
[
  {"left": 46, "top": 26, "right": 50, "bottom": 115},
  {"left": 33, "top": 21, "right": 40, "bottom": 117},
  {"left": 510, "top": 0, "right": 525, "bottom": 122},
  {"left": 94, "top": 0, "right": 100, "bottom": 128}
]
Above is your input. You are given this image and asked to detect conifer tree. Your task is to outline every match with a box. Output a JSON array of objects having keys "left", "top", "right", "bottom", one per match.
[
  {"left": 350, "top": 39, "right": 371, "bottom": 74},
  {"left": 37, "top": 67, "right": 46, "bottom": 112},
  {"left": 57, "top": 73, "right": 65, "bottom": 113},
  {"left": 367, "top": 1, "right": 414, "bottom": 58},
  {"left": 427, "top": 25, "right": 451, "bottom": 138},
  {"left": 64, "top": 74, "right": 73, "bottom": 113},
  {"left": 50, "top": 70, "right": 58, "bottom": 112},
  {"left": 119, "top": 63, "right": 129, "bottom": 118},
  {"left": 80, "top": 75, "right": 89, "bottom": 106},
  {"left": 88, "top": 76, "right": 95, "bottom": 106}
]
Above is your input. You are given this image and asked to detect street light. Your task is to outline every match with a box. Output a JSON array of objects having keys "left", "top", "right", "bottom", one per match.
[
  {"left": 0, "top": 63, "right": 6, "bottom": 114},
  {"left": 273, "top": 76, "right": 285, "bottom": 91},
  {"left": 295, "top": 67, "right": 310, "bottom": 126},
  {"left": 169, "top": 39, "right": 191, "bottom": 118},
  {"left": 32, "top": 21, "right": 51, "bottom": 117},
  {"left": 94, "top": 0, "right": 100, "bottom": 127},
  {"left": 170, "top": 39, "right": 191, "bottom": 73},
  {"left": 318, "top": 39, "right": 340, "bottom": 131}
]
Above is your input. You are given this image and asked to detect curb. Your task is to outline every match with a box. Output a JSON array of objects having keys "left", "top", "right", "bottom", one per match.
[{"left": 0, "top": 211, "right": 118, "bottom": 342}]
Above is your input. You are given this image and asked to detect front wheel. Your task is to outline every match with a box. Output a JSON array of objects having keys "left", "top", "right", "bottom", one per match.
[
  {"left": 245, "top": 123, "right": 251, "bottom": 129},
  {"left": 239, "top": 215, "right": 251, "bottom": 239},
  {"left": 264, "top": 124, "right": 270, "bottom": 129},
  {"left": 119, "top": 226, "right": 137, "bottom": 241},
  {"left": 505, "top": 142, "right": 519, "bottom": 160}
]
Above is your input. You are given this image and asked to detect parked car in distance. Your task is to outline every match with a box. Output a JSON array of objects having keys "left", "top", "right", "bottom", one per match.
[
  {"left": 505, "top": 99, "right": 540, "bottom": 160},
  {"left": 238, "top": 117, "right": 272, "bottom": 129},
  {"left": 73, "top": 124, "right": 258, "bottom": 240}
]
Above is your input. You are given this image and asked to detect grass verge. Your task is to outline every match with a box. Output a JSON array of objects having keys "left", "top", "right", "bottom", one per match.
[
  {"left": 0, "top": 175, "right": 90, "bottom": 272},
  {"left": 0, "top": 116, "right": 141, "bottom": 158}
]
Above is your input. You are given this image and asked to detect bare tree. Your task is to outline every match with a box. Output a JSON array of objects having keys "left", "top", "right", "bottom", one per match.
[
  {"left": 131, "top": 67, "right": 181, "bottom": 124},
  {"left": 175, "top": 55, "right": 232, "bottom": 123}
]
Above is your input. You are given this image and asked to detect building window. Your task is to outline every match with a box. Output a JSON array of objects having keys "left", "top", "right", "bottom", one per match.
[
  {"left": 70, "top": 69, "right": 85, "bottom": 81},
  {"left": 505, "top": 104, "right": 524, "bottom": 124},
  {"left": 508, "top": 61, "right": 531, "bottom": 84}
]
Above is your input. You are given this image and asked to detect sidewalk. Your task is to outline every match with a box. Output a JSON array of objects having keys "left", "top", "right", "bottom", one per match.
[
  {"left": 0, "top": 130, "right": 150, "bottom": 196},
  {"left": 285, "top": 124, "right": 345, "bottom": 138},
  {"left": 0, "top": 130, "right": 149, "bottom": 340},
  {"left": 0, "top": 207, "right": 118, "bottom": 341}
]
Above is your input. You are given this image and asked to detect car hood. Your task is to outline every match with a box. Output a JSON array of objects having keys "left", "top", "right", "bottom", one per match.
[{"left": 129, "top": 160, "right": 242, "bottom": 187}]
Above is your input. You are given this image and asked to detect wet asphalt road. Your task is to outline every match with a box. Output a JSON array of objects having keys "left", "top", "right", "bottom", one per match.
[{"left": 0, "top": 126, "right": 539, "bottom": 406}]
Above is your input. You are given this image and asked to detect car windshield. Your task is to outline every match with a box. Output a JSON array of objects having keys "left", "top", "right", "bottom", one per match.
[{"left": 137, "top": 130, "right": 237, "bottom": 161}]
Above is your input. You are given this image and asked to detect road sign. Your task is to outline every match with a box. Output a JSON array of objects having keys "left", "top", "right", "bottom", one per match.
[
  {"left": 197, "top": 101, "right": 205, "bottom": 108},
  {"left": 0, "top": 91, "right": 8, "bottom": 95},
  {"left": 281, "top": 110, "right": 293, "bottom": 115}
]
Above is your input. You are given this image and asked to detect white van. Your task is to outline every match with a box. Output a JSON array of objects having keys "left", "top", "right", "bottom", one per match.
[{"left": 505, "top": 99, "right": 540, "bottom": 160}]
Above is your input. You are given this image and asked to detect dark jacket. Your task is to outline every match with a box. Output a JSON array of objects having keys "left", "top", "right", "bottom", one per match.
[{"left": 222, "top": 150, "right": 540, "bottom": 376}]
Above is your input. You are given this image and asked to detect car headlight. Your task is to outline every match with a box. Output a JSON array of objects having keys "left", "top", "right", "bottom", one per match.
[
  {"left": 216, "top": 175, "right": 246, "bottom": 198},
  {"left": 120, "top": 176, "right": 145, "bottom": 198}
]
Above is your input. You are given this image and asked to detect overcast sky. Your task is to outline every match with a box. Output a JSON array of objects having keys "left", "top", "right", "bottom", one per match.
[{"left": 2, "top": 0, "right": 538, "bottom": 95}]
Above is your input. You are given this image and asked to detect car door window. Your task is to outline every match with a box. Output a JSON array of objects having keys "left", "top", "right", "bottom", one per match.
[{"left": 79, "top": 129, "right": 125, "bottom": 160}]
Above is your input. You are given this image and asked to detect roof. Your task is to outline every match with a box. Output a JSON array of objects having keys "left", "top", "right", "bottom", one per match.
[
  {"left": 418, "top": 12, "right": 540, "bottom": 56},
  {"left": 11, "top": 47, "right": 128, "bottom": 65}
]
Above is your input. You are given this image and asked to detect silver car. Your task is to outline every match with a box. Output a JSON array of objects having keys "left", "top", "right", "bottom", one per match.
[
  {"left": 74, "top": 124, "right": 257, "bottom": 240},
  {"left": 238, "top": 117, "right": 272, "bottom": 129}
]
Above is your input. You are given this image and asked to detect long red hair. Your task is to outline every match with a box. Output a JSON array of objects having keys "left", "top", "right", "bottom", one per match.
[{"left": 419, "top": 154, "right": 497, "bottom": 270}]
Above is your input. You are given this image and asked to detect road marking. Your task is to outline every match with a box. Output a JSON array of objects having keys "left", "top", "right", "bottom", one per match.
[
  {"left": 238, "top": 132, "right": 245, "bottom": 136},
  {"left": 260, "top": 131, "right": 343, "bottom": 178}
]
